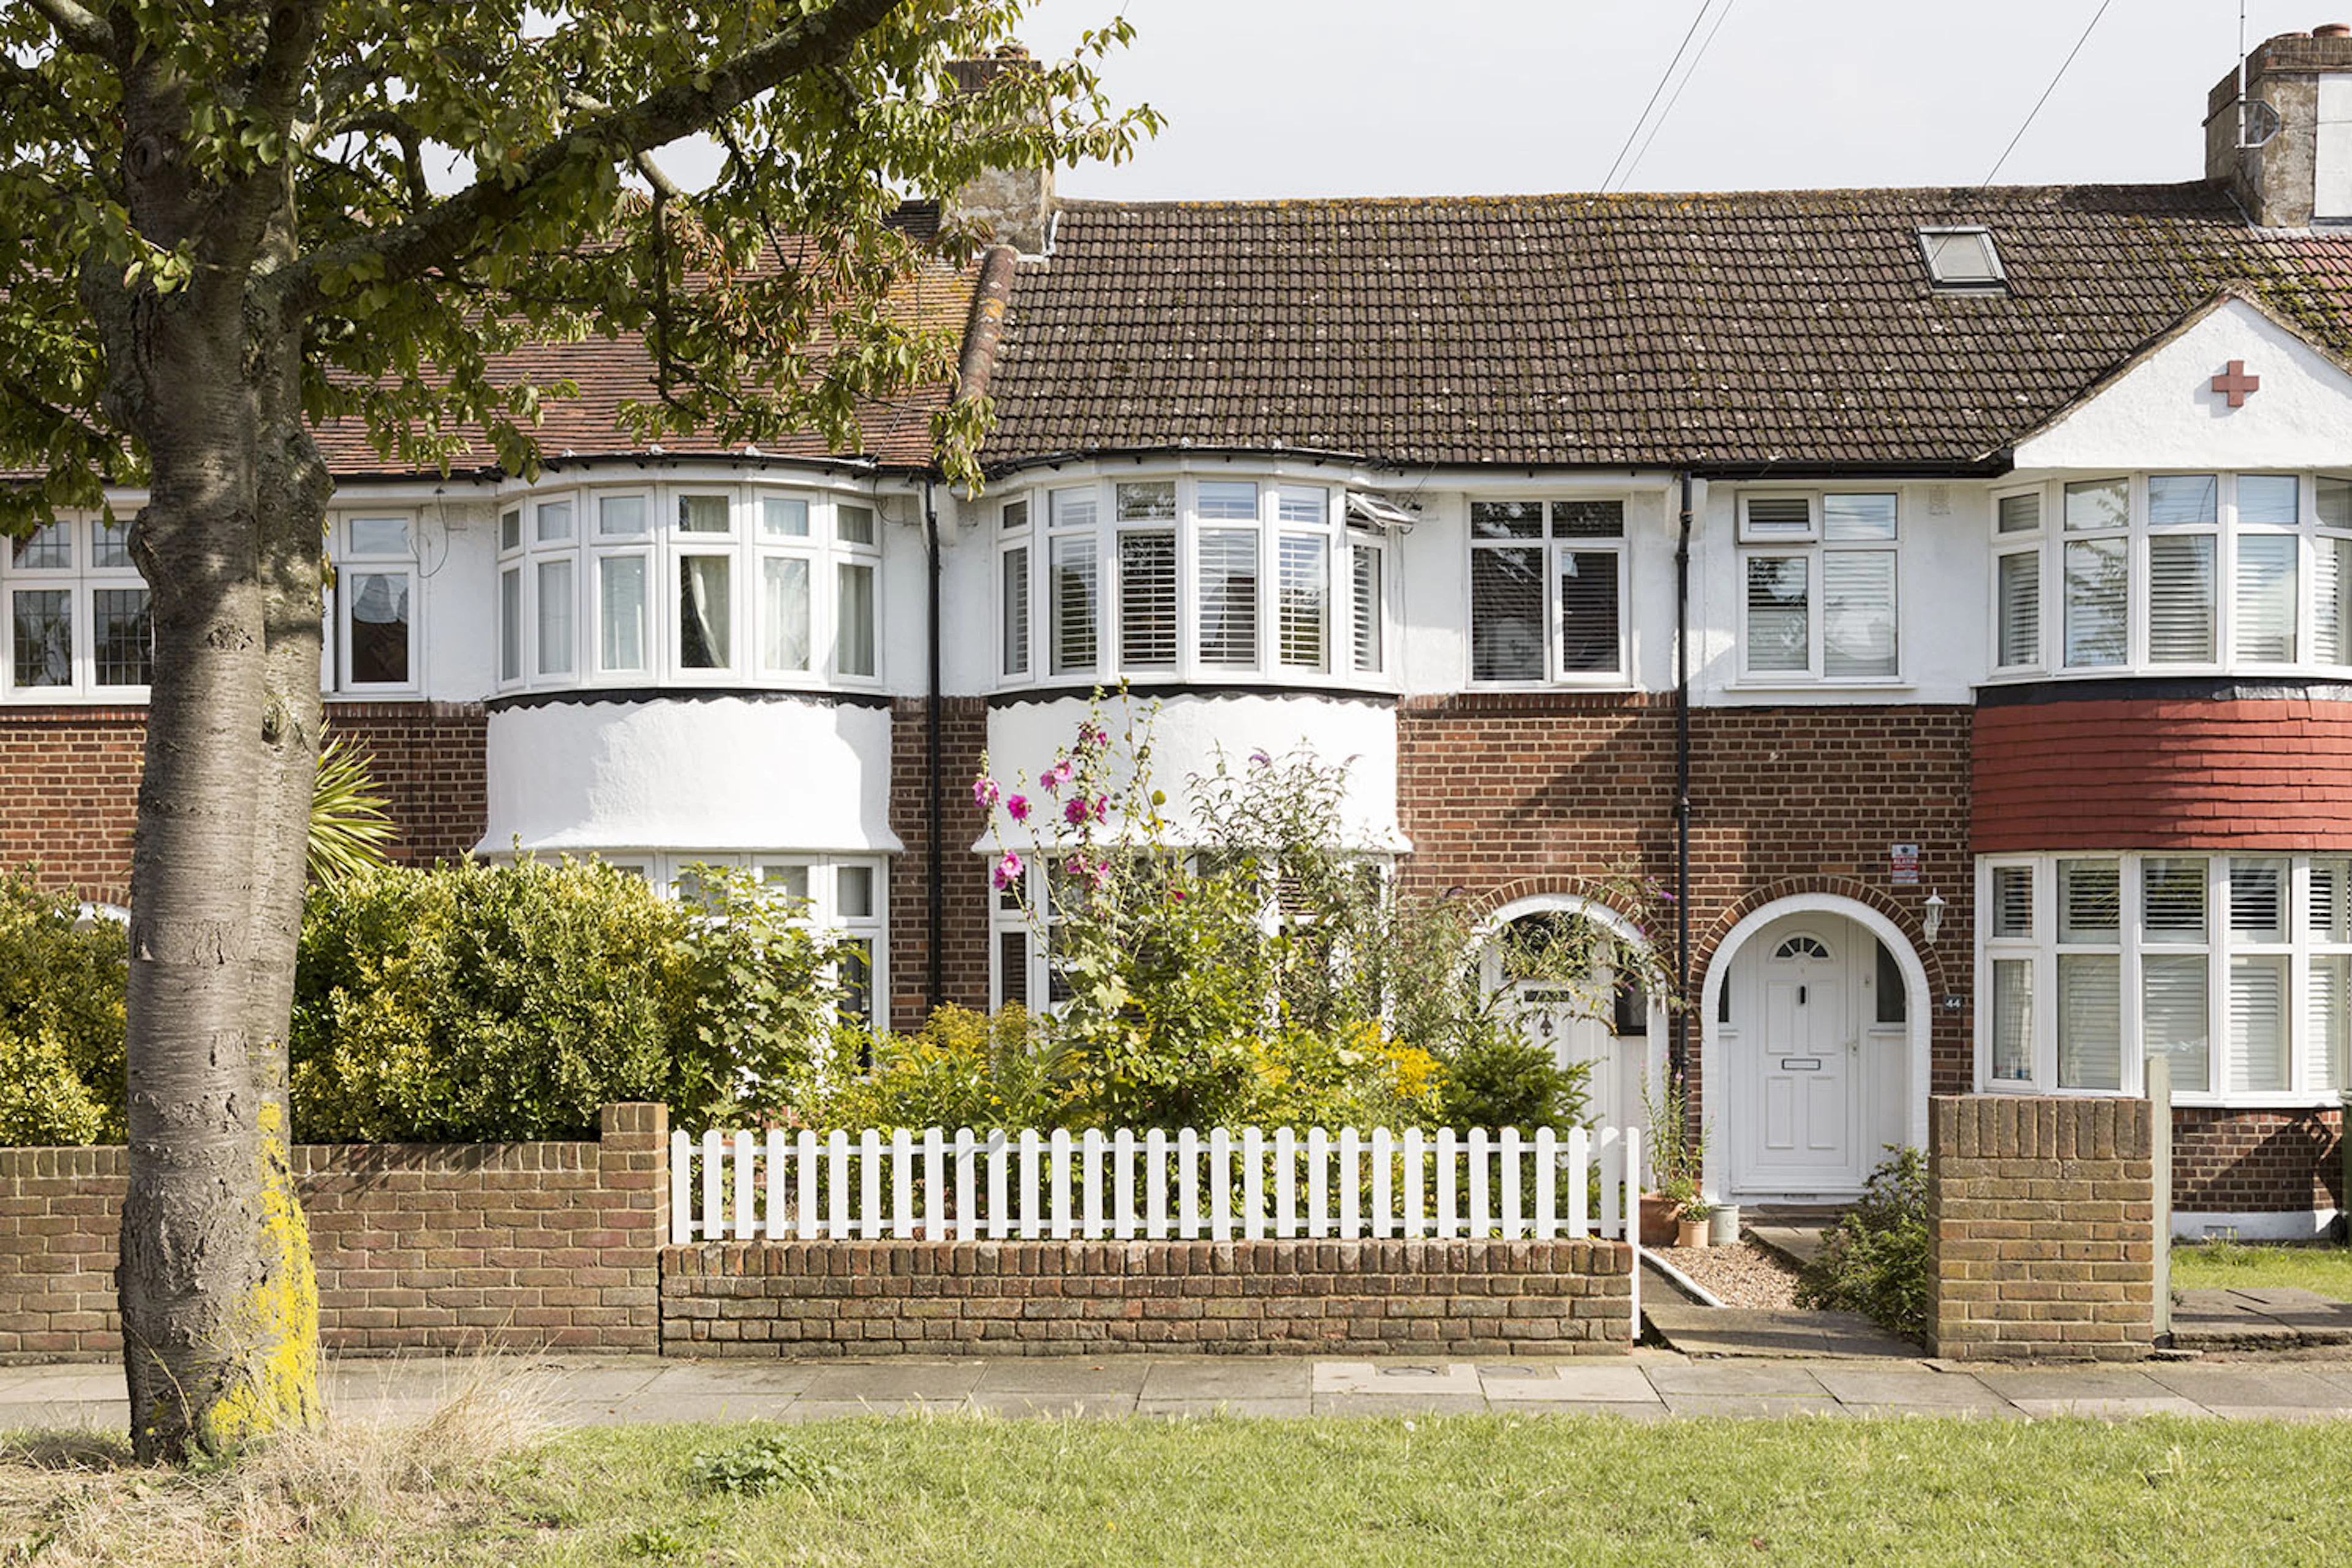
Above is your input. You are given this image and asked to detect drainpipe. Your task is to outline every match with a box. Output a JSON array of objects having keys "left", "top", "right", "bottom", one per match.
[
  {"left": 1672, "top": 473, "right": 1694, "bottom": 1089},
  {"left": 924, "top": 478, "right": 944, "bottom": 1014}
]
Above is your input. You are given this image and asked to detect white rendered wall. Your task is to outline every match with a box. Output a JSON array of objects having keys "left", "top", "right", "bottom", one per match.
[
  {"left": 2013, "top": 300, "right": 2352, "bottom": 472},
  {"left": 480, "top": 695, "right": 900, "bottom": 855},
  {"left": 980, "top": 692, "right": 1406, "bottom": 853}
]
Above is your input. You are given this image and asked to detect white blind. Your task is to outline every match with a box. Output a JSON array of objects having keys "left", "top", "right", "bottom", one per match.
[
  {"left": 2230, "top": 859, "right": 2285, "bottom": 941},
  {"left": 2318, "top": 538, "right": 2350, "bottom": 665},
  {"left": 1471, "top": 545, "right": 1544, "bottom": 681},
  {"left": 1991, "top": 959, "right": 2034, "bottom": 1081},
  {"left": 2229, "top": 956, "right": 2289, "bottom": 1093},
  {"left": 2147, "top": 533, "right": 2215, "bottom": 663},
  {"left": 2140, "top": 856, "right": 2207, "bottom": 938},
  {"left": 536, "top": 559, "right": 574, "bottom": 676},
  {"left": 2310, "top": 859, "right": 2348, "bottom": 941},
  {"left": 1049, "top": 535, "right": 1096, "bottom": 675},
  {"left": 1351, "top": 542, "right": 1383, "bottom": 674},
  {"left": 2310, "top": 954, "right": 2348, "bottom": 1092},
  {"left": 1001, "top": 546, "right": 1029, "bottom": 676},
  {"left": 2142, "top": 954, "right": 2211, "bottom": 1095},
  {"left": 758, "top": 556, "right": 809, "bottom": 674},
  {"left": 1744, "top": 556, "right": 1809, "bottom": 673},
  {"left": 2234, "top": 533, "right": 2299, "bottom": 662},
  {"left": 1997, "top": 551, "right": 2039, "bottom": 666},
  {"left": 2057, "top": 954, "right": 2121, "bottom": 1090},
  {"left": 2064, "top": 538, "right": 2127, "bottom": 666},
  {"left": 1991, "top": 865, "right": 2034, "bottom": 938},
  {"left": 1198, "top": 529, "right": 1259, "bottom": 666},
  {"left": 500, "top": 567, "right": 521, "bottom": 682},
  {"left": 1118, "top": 531, "right": 1177, "bottom": 667},
  {"left": 1822, "top": 549, "right": 1897, "bottom": 677},
  {"left": 1556, "top": 549, "right": 1620, "bottom": 674},
  {"left": 1277, "top": 533, "right": 1328, "bottom": 671},
  {"left": 1743, "top": 496, "right": 1812, "bottom": 537},
  {"left": 601, "top": 556, "right": 649, "bottom": 673},
  {"left": 1997, "top": 492, "right": 2041, "bottom": 534},
  {"left": 2058, "top": 859, "right": 2120, "bottom": 942}
]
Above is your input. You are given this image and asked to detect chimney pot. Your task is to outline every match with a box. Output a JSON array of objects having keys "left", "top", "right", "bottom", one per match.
[{"left": 2317, "top": 22, "right": 2352, "bottom": 37}]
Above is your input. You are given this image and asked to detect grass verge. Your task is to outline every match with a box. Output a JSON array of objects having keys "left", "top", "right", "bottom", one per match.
[
  {"left": 6, "top": 1409, "right": 2351, "bottom": 1566},
  {"left": 2172, "top": 1240, "right": 2352, "bottom": 1300}
]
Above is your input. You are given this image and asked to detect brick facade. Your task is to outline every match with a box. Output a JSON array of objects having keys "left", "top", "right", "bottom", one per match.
[
  {"left": 2174, "top": 1106, "right": 2344, "bottom": 1216},
  {"left": 660, "top": 1237, "right": 1634, "bottom": 1357},
  {"left": 1927, "top": 1095, "right": 2158, "bottom": 1362},
  {"left": 1973, "top": 692, "right": 2352, "bottom": 853},
  {"left": 886, "top": 695, "right": 993, "bottom": 1030},
  {"left": 0, "top": 701, "right": 484, "bottom": 903},
  {"left": 0, "top": 1102, "right": 667, "bottom": 1360}
]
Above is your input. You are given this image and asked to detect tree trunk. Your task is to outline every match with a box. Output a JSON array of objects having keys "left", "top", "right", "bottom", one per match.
[{"left": 111, "top": 279, "right": 325, "bottom": 1462}]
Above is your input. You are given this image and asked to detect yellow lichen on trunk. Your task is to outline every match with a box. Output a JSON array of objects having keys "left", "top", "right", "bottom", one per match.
[{"left": 201, "top": 1099, "right": 323, "bottom": 1452}]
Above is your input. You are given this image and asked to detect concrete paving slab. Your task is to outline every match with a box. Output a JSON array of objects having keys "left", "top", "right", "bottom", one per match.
[
  {"left": 798, "top": 1361, "right": 986, "bottom": 1401},
  {"left": 1643, "top": 1305, "right": 1917, "bottom": 1360},
  {"left": 646, "top": 1362, "right": 827, "bottom": 1396},
  {"left": 1486, "top": 1400, "right": 1670, "bottom": 1420},
  {"left": 2006, "top": 1396, "right": 2210, "bottom": 1420},
  {"left": 973, "top": 1362, "right": 1153, "bottom": 1398},
  {"left": 1313, "top": 1362, "right": 1481, "bottom": 1396},
  {"left": 965, "top": 1392, "right": 1137, "bottom": 1418},
  {"left": 2225, "top": 1288, "right": 2337, "bottom": 1309},
  {"left": 577, "top": 1392, "right": 806, "bottom": 1425},
  {"left": 1747, "top": 1224, "right": 1829, "bottom": 1268},
  {"left": 1476, "top": 1365, "right": 1659, "bottom": 1403},
  {"left": 1134, "top": 1396, "right": 1314, "bottom": 1419},
  {"left": 1139, "top": 1360, "right": 1311, "bottom": 1400},
  {"left": 0, "top": 1371, "right": 125, "bottom": 1403},
  {"left": 1644, "top": 1361, "right": 1830, "bottom": 1398},
  {"left": 1810, "top": 1366, "right": 2007, "bottom": 1408},
  {"left": 1974, "top": 1367, "right": 2177, "bottom": 1402},
  {"left": 2143, "top": 1364, "right": 2352, "bottom": 1409},
  {"left": 1838, "top": 1400, "right": 2024, "bottom": 1420},
  {"left": 0, "top": 1400, "right": 129, "bottom": 1430},
  {"left": 1655, "top": 1394, "right": 1848, "bottom": 1418},
  {"left": 1310, "top": 1393, "right": 1491, "bottom": 1416}
]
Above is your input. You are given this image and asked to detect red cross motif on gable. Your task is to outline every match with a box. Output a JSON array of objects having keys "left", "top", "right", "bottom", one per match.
[{"left": 2211, "top": 360, "right": 2261, "bottom": 408}]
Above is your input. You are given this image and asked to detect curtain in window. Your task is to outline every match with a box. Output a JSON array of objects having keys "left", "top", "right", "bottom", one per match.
[
  {"left": 1471, "top": 546, "right": 1544, "bottom": 680},
  {"left": 2229, "top": 956, "right": 2289, "bottom": 1093},
  {"left": 1049, "top": 535, "right": 1096, "bottom": 675},
  {"left": 1351, "top": 542, "right": 1383, "bottom": 673},
  {"left": 836, "top": 562, "right": 875, "bottom": 677},
  {"left": 1278, "top": 533, "right": 1328, "bottom": 671},
  {"left": 598, "top": 556, "right": 647, "bottom": 673},
  {"left": 1001, "top": 546, "right": 1030, "bottom": 676},
  {"left": 1991, "top": 959, "right": 2033, "bottom": 1081},
  {"left": 1118, "top": 531, "right": 1177, "bottom": 667},
  {"left": 535, "top": 559, "right": 573, "bottom": 677},
  {"left": 2064, "top": 539, "right": 2127, "bottom": 666},
  {"left": 1822, "top": 550, "right": 1896, "bottom": 677},
  {"left": 349, "top": 571, "right": 411, "bottom": 684},
  {"left": 2234, "top": 533, "right": 2299, "bottom": 662},
  {"left": 679, "top": 556, "right": 730, "bottom": 669},
  {"left": 1997, "top": 551, "right": 2039, "bottom": 666},
  {"left": 1744, "top": 556, "right": 1809, "bottom": 673},
  {"left": 2056, "top": 954, "right": 2121, "bottom": 1090},
  {"left": 2146, "top": 534, "right": 2215, "bottom": 663},
  {"left": 1198, "top": 529, "right": 1259, "bottom": 666},
  {"left": 759, "top": 556, "right": 810, "bottom": 673},
  {"left": 2142, "top": 954, "right": 2210, "bottom": 1095},
  {"left": 500, "top": 568, "right": 521, "bottom": 682}
]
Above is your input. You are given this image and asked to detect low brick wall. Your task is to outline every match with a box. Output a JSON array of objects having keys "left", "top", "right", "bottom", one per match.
[
  {"left": 0, "top": 1103, "right": 667, "bottom": 1359},
  {"left": 1927, "top": 1096, "right": 2157, "bottom": 1363},
  {"left": 660, "top": 1238, "right": 1635, "bottom": 1357}
]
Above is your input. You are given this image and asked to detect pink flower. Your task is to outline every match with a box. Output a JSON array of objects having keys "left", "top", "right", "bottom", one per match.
[
  {"left": 1086, "top": 858, "right": 1113, "bottom": 892},
  {"left": 973, "top": 776, "right": 1000, "bottom": 810},
  {"left": 1063, "top": 796, "right": 1091, "bottom": 826},
  {"left": 992, "top": 851, "right": 1025, "bottom": 891},
  {"left": 1092, "top": 794, "right": 1109, "bottom": 823},
  {"left": 1006, "top": 794, "right": 1030, "bottom": 823},
  {"left": 1170, "top": 888, "right": 1186, "bottom": 902},
  {"left": 1248, "top": 748, "right": 1272, "bottom": 767},
  {"left": 1076, "top": 722, "right": 1109, "bottom": 752},
  {"left": 1040, "top": 759, "right": 1074, "bottom": 796}
]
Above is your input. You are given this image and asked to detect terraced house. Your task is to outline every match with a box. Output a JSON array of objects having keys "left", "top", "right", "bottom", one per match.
[{"left": 11, "top": 28, "right": 2352, "bottom": 1238}]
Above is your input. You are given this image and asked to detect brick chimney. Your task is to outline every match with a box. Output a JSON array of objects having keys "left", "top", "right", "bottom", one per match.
[
  {"left": 944, "top": 44, "right": 1054, "bottom": 255},
  {"left": 2207, "top": 25, "right": 2352, "bottom": 227}
]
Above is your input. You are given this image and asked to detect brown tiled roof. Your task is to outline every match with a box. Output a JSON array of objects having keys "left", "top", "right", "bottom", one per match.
[{"left": 979, "top": 183, "right": 2352, "bottom": 472}]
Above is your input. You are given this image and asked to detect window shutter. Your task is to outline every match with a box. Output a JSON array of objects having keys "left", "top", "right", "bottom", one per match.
[
  {"left": 1821, "top": 550, "right": 1897, "bottom": 677},
  {"left": 1471, "top": 545, "right": 1544, "bottom": 681},
  {"left": 2234, "top": 533, "right": 2299, "bottom": 662},
  {"left": 1744, "top": 556, "right": 1809, "bottom": 673},
  {"left": 2310, "top": 859, "right": 2348, "bottom": 941},
  {"left": 2056, "top": 954, "right": 2122, "bottom": 1090},
  {"left": 2146, "top": 534, "right": 2215, "bottom": 663},
  {"left": 2140, "top": 857, "right": 2207, "bottom": 938},
  {"left": 2230, "top": 859, "right": 2285, "bottom": 941},
  {"left": 1001, "top": 546, "right": 1030, "bottom": 676},
  {"left": 2058, "top": 859, "right": 2120, "bottom": 942},
  {"left": 1996, "top": 551, "right": 2040, "bottom": 666},
  {"left": 2228, "top": 956, "right": 2289, "bottom": 1093},
  {"left": 1991, "top": 959, "right": 2034, "bottom": 1081},
  {"left": 1198, "top": 530, "right": 1259, "bottom": 666},
  {"left": 1556, "top": 549, "right": 1620, "bottom": 674},
  {"left": 1991, "top": 865, "right": 2034, "bottom": 938},
  {"left": 1117, "top": 531, "right": 1177, "bottom": 667},
  {"left": 2063, "top": 538, "right": 2128, "bottom": 666},
  {"left": 2141, "top": 954, "right": 2211, "bottom": 1095},
  {"left": 1277, "top": 533, "right": 1328, "bottom": 671},
  {"left": 1351, "top": 542, "right": 1383, "bottom": 673},
  {"left": 2318, "top": 538, "right": 2350, "bottom": 666},
  {"left": 2310, "top": 954, "right": 2349, "bottom": 1092},
  {"left": 1743, "top": 496, "right": 1811, "bottom": 538},
  {"left": 1049, "top": 535, "right": 1097, "bottom": 675},
  {"left": 1997, "top": 493, "right": 2041, "bottom": 534}
]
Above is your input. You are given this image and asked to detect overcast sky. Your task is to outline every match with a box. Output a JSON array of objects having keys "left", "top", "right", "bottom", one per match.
[{"left": 1011, "top": 0, "right": 2311, "bottom": 198}]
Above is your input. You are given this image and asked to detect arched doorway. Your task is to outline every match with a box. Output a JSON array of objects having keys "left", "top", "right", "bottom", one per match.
[
  {"left": 1701, "top": 897, "right": 1929, "bottom": 1202},
  {"left": 1479, "top": 897, "right": 1659, "bottom": 1133}
]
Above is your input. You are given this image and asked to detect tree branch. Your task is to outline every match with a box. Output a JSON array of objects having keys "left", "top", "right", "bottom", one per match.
[
  {"left": 22, "top": 0, "right": 112, "bottom": 57},
  {"left": 271, "top": 0, "right": 904, "bottom": 321}
]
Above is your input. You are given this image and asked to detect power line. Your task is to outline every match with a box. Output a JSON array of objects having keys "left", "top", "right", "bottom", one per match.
[
  {"left": 1981, "top": 0, "right": 2116, "bottom": 186},
  {"left": 1599, "top": 1, "right": 1719, "bottom": 195},
  {"left": 1619, "top": 0, "right": 1742, "bottom": 192}
]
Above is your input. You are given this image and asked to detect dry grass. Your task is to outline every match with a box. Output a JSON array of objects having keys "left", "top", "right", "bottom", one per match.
[{"left": 0, "top": 1356, "right": 551, "bottom": 1566}]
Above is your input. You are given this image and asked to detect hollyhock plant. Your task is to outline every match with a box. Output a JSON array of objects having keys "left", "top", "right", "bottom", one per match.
[
  {"left": 973, "top": 776, "right": 1000, "bottom": 810},
  {"left": 992, "top": 850, "right": 1025, "bottom": 892},
  {"left": 1063, "top": 796, "right": 1090, "bottom": 827},
  {"left": 1006, "top": 794, "right": 1030, "bottom": 823}
]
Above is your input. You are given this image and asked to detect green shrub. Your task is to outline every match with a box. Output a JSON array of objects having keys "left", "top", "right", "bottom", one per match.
[
  {"left": 290, "top": 858, "right": 844, "bottom": 1142},
  {"left": 0, "top": 873, "right": 127, "bottom": 1144},
  {"left": 805, "top": 1006, "right": 1066, "bottom": 1131},
  {"left": 1795, "top": 1146, "right": 1930, "bottom": 1340},
  {"left": 1435, "top": 1031, "right": 1589, "bottom": 1132}
]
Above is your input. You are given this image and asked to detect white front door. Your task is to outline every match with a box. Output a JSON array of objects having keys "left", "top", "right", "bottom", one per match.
[
  {"left": 1727, "top": 914, "right": 1863, "bottom": 1194},
  {"left": 1512, "top": 983, "right": 1639, "bottom": 1133}
]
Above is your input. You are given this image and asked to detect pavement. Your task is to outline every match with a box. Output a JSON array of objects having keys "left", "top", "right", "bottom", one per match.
[
  {"left": 1642, "top": 1302, "right": 1921, "bottom": 1359},
  {"left": 6, "top": 1352, "right": 2352, "bottom": 1428},
  {"left": 2170, "top": 1286, "right": 2352, "bottom": 1351}
]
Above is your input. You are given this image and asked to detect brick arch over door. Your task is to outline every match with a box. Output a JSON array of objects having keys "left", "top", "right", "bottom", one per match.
[{"left": 1694, "top": 876, "right": 1949, "bottom": 1003}]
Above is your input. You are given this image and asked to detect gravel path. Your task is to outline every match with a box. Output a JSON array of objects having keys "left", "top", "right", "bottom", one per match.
[{"left": 1656, "top": 1238, "right": 1804, "bottom": 1310}]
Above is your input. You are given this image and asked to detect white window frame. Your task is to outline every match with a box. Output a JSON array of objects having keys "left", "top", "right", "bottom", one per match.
[
  {"left": 1734, "top": 491, "right": 1901, "bottom": 685},
  {"left": 1464, "top": 497, "right": 1631, "bottom": 688},
  {"left": 330, "top": 511, "right": 423, "bottom": 695},
  {"left": 1974, "top": 850, "right": 2352, "bottom": 1107},
  {"left": 3, "top": 513, "right": 156, "bottom": 701}
]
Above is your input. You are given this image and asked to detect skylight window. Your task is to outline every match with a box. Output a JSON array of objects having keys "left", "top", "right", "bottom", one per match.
[{"left": 1918, "top": 227, "right": 2006, "bottom": 291}]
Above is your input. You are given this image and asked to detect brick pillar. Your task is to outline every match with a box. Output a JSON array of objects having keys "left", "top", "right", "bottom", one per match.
[
  {"left": 596, "top": 1102, "right": 669, "bottom": 1349},
  {"left": 1928, "top": 1096, "right": 2156, "bottom": 1362}
]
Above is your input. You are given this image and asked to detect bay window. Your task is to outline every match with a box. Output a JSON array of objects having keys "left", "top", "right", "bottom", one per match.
[
  {"left": 1993, "top": 473, "right": 2352, "bottom": 678},
  {"left": 1978, "top": 852, "right": 2352, "bottom": 1102},
  {"left": 1001, "top": 473, "right": 1380, "bottom": 686},
  {"left": 1736, "top": 492, "right": 1898, "bottom": 682},
  {"left": 496, "top": 483, "right": 884, "bottom": 693},
  {"left": 4, "top": 514, "right": 153, "bottom": 698},
  {"left": 1468, "top": 498, "right": 1629, "bottom": 684}
]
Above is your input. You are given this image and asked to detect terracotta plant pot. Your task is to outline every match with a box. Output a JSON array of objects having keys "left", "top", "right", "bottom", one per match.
[
  {"left": 1676, "top": 1218, "right": 1710, "bottom": 1249},
  {"left": 1637, "top": 1192, "right": 1678, "bottom": 1248}
]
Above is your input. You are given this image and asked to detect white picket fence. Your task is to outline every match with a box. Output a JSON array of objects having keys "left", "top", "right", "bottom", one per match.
[{"left": 668, "top": 1123, "right": 1642, "bottom": 1250}]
